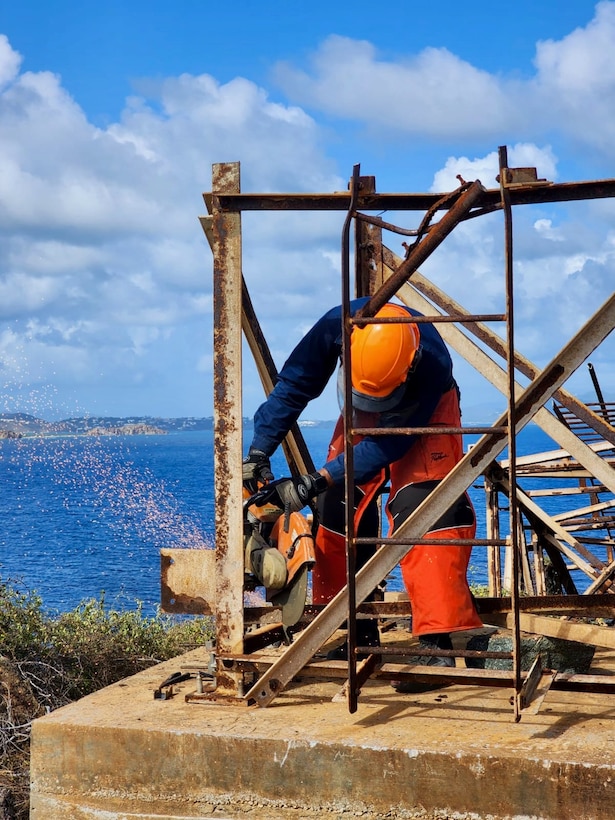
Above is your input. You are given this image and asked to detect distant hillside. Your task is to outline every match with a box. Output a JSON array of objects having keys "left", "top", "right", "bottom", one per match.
[
  {"left": 0, "top": 414, "right": 335, "bottom": 437},
  {"left": 0, "top": 414, "right": 216, "bottom": 436}
]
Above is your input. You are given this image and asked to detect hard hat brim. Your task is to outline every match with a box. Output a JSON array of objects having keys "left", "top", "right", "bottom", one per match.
[{"left": 351, "top": 381, "right": 406, "bottom": 413}]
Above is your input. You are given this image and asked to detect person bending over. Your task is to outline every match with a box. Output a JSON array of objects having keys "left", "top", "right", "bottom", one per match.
[{"left": 244, "top": 298, "right": 482, "bottom": 690}]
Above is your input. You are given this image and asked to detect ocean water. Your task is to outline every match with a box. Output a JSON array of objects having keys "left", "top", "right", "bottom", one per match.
[{"left": 0, "top": 423, "right": 580, "bottom": 615}]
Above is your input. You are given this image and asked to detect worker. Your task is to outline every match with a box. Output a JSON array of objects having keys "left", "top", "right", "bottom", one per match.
[{"left": 243, "top": 298, "right": 483, "bottom": 691}]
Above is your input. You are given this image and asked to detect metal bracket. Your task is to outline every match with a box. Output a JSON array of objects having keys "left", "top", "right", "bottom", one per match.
[
  {"left": 153, "top": 671, "right": 192, "bottom": 700},
  {"left": 497, "top": 166, "right": 551, "bottom": 188},
  {"left": 519, "top": 655, "right": 557, "bottom": 713}
]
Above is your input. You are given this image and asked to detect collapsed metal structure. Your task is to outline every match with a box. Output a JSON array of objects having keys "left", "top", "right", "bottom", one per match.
[{"left": 161, "top": 148, "right": 615, "bottom": 720}]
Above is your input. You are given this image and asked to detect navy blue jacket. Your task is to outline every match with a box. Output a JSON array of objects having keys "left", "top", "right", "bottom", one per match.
[{"left": 250, "top": 298, "right": 455, "bottom": 485}]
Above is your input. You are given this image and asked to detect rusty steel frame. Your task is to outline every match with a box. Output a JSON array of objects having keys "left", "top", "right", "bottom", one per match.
[
  {"left": 199, "top": 153, "right": 615, "bottom": 713},
  {"left": 338, "top": 159, "right": 520, "bottom": 713},
  {"left": 245, "top": 292, "right": 615, "bottom": 708},
  {"left": 212, "top": 178, "right": 615, "bottom": 212}
]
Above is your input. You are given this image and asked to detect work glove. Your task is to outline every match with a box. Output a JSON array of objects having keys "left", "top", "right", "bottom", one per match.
[
  {"left": 242, "top": 447, "right": 274, "bottom": 493},
  {"left": 249, "top": 472, "right": 329, "bottom": 513}
]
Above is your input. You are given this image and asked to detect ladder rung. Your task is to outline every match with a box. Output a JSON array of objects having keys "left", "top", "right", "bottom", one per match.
[
  {"left": 351, "top": 314, "right": 506, "bottom": 326},
  {"left": 354, "top": 537, "right": 507, "bottom": 546},
  {"left": 351, "top": 426, "right": 508, "bottom": 436}
]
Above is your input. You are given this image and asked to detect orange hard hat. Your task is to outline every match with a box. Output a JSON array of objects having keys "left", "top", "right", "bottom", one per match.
[{"left": 350, "top": 303, "right": 420, "bottom": 412}]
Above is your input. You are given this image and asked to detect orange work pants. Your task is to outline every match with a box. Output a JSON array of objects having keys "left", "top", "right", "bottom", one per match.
[{"left": 312, "top": 387, "right": 482, "bottom": 636}]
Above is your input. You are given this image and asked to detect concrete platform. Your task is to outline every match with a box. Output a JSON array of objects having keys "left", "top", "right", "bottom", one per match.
[{"left": 30, "top": 639, "right": 615, "bottom": 820}]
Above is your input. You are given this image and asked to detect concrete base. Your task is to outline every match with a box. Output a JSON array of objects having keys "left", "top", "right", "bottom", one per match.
[{"left": 30, "top": 641, "right": 615, "bottom": 820}]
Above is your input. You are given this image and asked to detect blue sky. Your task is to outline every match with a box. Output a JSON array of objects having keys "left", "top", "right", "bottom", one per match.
[{"left": 0, "top": 1, "right": 613, "bottom": 421}]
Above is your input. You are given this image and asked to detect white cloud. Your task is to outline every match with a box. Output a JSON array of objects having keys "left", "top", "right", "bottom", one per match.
[
  {"left": 430, "top": 144, "right": 559, "bottom": 192},
  {"left": 0, "top": 34, "right": 21, "bottom": 89},
  {"left": 533, "top": 219, "right": 565, "bottom": 241},
  {"left": 0, "top": 272, "right": 64, "bottom": 317},
  {"left": 274, "top": 36, "right": 518, "bottom": 140},
  {"left": 531, "top": 1, "right": 615, "bottom": 157},
  {"left": 0, "top": 9, "right": 614, "bottom": 420},
  {"left": 0, "top": 36, "right": 345, "bottom": 416},
  {"left": 534, "top": 1, "right": 615, "bottom": 93},
  {"left": 274, "top": 4, "right": 615, "bottom": 163}
]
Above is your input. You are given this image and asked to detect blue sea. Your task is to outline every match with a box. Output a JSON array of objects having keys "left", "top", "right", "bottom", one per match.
[{"left": 0, "top": 423, "right": 580, "bottom": 616}]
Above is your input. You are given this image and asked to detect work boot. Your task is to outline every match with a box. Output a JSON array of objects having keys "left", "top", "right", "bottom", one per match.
[
  {"left": 326, "top": 619, "right": 380, "bottom": 661},
  {"left": 391, "top": 633, "right": 455, "bottom": 694}
]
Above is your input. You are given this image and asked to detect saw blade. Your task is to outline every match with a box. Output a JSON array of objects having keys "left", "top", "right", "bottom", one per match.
[{"left": 270, "top": 565, "right": 309, "bottom": 628}]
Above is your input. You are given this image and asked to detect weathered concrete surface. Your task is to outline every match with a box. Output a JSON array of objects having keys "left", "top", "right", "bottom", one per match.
[{"left": 30, "top": 639, "right": 615, "bottom": 820}]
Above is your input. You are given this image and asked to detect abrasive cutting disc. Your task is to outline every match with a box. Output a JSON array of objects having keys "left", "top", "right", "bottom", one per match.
[{"left": 270, "top": 565, "right": 309, "bottom": 628}]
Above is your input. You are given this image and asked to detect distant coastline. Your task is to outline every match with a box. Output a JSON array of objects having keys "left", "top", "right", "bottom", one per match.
[
  {"left": 0, "top": 413, "right": 334, "bottom": 438},
  {"left": 0, "top": 413, "right": 216, "bottom": 438}
]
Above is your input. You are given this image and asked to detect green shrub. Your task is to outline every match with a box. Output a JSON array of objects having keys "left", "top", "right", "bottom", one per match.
[
  {"left": 0, "top": 579, "right": 215, "bottom": 819},
  {"left": 0, "top": 584, "right": 47, "bottom": 660}
]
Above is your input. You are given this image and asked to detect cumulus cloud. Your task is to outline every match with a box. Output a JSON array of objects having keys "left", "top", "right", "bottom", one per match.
[
  {"left": 430, "top": 144, "right": 558, "bottom": 192},
  {"left": 273, "top": 2, "right": 615, "bottom": 164},
  {"left": 1, "top": 7, "right": 614, "bottom": 420},
  {"left": 0, "top": 37, "right": 344, "bottom": 417},
  {"left": 274, "top": 36, "right": 519, "bottom": 140},
  {"left": 0, "top": 34, "right": 20, "bottom": 89},
  {"left": 532, "top": 1, "right": 615, "bottom": 156}
]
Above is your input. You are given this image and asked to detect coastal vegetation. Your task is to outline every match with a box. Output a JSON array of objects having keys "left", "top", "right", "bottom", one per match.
[{"left": 0, "top": 580, "right": 214, "bottom": 819}]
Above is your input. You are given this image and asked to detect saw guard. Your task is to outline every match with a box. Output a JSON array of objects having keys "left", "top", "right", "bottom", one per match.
[
  {"left": 268, "top": 511, "right": 316, "bottom": 587},
  {"left": 243, "top": 486, "right": 317, "bottom": 626},
  {"left": 243, "top": 485, "right": 283, "bottom": 524},
  {"left": 267, "top": 512, "right": 315, "bottom": 627}
]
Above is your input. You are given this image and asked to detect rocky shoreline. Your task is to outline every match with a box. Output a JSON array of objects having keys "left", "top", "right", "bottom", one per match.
[
  {"left": 86, "top": 424, "right": 166, "bottom": 436},
  {"left": 0, "top": 413, "right": 218, "bottom": 438},
  {"left": 0, "top": 430, "right": 22, "bottom": 439},
  {"left": 0, "top": 424, "right": 166, "bottom": 439}
]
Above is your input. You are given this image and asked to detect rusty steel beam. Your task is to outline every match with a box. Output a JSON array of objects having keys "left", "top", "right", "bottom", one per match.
[
  {"left": 355, "top": 219, "right": 384, "bottom": 298},
  {"left": 211, "top": 163, "right": 245, "bottom": 685},
  {"left": 228, "top": 654, "right": 615, "bottom": 698},
  {"left": 212, "top": 178, "right": 615, "bottom": 212},
  {"left": 499, "top": 148, "right": 523, "bottom": 715},
  {"left": 194, "top": 595, "right": 615, "bottom": 622},
  {"left": 245, "top": 292, "right": 615, "bottom": 707},
  {"left": 475, "top": 593, "right": 615, "bottom": 616},
  {"left": 356, "top": 180, "right": 486, "bottom": 318}
]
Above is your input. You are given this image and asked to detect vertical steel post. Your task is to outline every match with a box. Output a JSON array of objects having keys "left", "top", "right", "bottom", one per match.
[
  {"left": 211, "top": 163, "right": 245, "bottom": 688},
  {"left": 485, "top": 476, "right": 502, "bottom": 596},
  {"left": 341, "top": 165, "right": 361, "bottom": 713},
  {"left": 498, "top": 146, "right": 522, "bottom": 720},
  {"left": 355, "top": 219, "right": 384, "bottom": 298}
]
